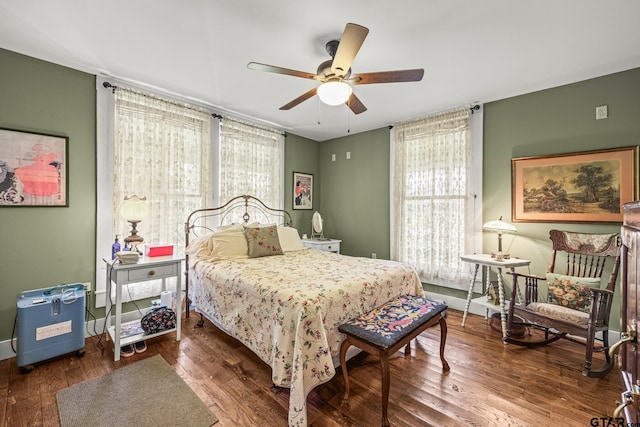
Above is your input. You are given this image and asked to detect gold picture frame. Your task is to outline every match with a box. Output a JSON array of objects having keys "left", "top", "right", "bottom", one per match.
[{"left": 512, "top": 146, "right": 638, "bottom": 223}]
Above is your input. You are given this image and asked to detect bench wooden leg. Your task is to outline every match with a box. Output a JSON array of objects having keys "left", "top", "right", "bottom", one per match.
[
  {"left": 439, "top": 316, "right": 450, "bottom": 371},
  {"left": 338, "top": 299, "right": 449, "bottom": 426},
  {"left": 340, "top": 338, "right": 351, "bottom": 401},
  {"left": 379, "top": 351, "right": 391, "bottom": 427}
]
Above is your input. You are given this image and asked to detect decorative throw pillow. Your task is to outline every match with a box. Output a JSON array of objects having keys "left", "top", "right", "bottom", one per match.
[
  {"left": 243, "top": 225, "right": 283, "bottom": 258},
  {"left": 545, "top": 272, "right": 601, "bottom": 313}
]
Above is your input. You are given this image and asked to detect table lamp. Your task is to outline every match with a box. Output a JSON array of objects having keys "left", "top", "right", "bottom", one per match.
[
  {"left": 120, "top": 195, "right": 149, "bottom": 251},
  {"left": 483, "top": 216, "right": 517, "bottom": 259}
]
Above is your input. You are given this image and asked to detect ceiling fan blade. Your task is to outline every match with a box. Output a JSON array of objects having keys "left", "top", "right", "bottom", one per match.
[
  {"left": 350, "top": 69, "right": 425, "bottom": 85},
  {"left": 331, "top": 23, "right": 369, "bottom": 77},
  {"left": 247, "top": 62, "right": 322, "bottom": 81},
  {"left": 346, "top": 93, "right": 367, "bottom": 115},
  {"left": 279, "top": 88, "right": 318, "bottom": 110}
]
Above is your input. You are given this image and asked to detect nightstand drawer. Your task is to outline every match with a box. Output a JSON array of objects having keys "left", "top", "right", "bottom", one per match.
[
  {"left": 127, "top": 263, "right": 176, "bottom": 281},
  {"left": 301, "top": 239, "right": 341, "bottom": 254},
  {"left": 317, "top": 242, "right": 338, "bottom": 252}
]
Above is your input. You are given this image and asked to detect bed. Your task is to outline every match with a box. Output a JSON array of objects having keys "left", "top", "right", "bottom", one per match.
[{"left": 184, "top": 195, "right": 423, "bottom": 427}]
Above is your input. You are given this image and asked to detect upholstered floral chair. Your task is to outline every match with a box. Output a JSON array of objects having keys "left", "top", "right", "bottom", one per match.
[{"left": 505, "top": 229, "right": 621, "bottom": 378}]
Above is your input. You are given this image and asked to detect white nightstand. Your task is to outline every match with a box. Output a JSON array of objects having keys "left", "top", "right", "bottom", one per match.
[
  {"left": 302, "top": 238, "right": 341, "bottom": 253},
  {"left": 103, "top": 255, "right": 184, "bottom": 361}
]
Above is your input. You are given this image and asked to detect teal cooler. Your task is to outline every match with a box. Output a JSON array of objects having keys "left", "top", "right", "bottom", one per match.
[{"left": 16, "top": 285, "right": 86, "bottom": 370}]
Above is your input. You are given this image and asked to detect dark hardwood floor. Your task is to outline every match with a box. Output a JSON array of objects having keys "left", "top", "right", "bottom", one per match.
[{"left": 0, "top": 309, "right": 622, "bottom": 427}]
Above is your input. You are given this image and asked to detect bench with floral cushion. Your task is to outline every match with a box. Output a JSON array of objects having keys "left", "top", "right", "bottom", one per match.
[{"left": 338, "top": 295, "right": 450, "bottom": 427}]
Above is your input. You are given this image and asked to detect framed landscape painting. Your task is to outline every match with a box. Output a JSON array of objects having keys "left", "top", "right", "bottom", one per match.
[
  {"left": 0, "top": 128, "right": 68, "bottom": 207},
  {"left": 512, "top": 146, "right": 638, "bottom": 223}
]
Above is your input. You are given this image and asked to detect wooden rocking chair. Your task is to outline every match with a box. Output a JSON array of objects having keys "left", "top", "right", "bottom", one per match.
[{"left": 505, "top": 229, "right": 621, "bottom": 378}]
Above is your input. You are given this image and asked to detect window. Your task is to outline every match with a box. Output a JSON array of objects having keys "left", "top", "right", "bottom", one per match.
[
  {"left": 391, "top": 108, "right": 482, "bottom": 289},
  {"left": 95, "top": 81, "right": 284, "bottom": 306},
  {"left": 112, "top": 87, "right": 213, "bottom": 251},
  {"left": 218, "top": 117, "right": 284, "bottom": 212}
]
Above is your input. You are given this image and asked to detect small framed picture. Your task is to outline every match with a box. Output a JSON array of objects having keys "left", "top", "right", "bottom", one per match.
[
  {"left": 0, "top": 127, "right": 69, "bottom": 207},
  {"left": 293, "top": 172, "right": 313, "bottom": 210}
]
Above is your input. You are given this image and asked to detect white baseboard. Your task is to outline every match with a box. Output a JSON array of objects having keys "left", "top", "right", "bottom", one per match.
[{"left": 0, "top": 310, "right": 146, "bottom": 362}]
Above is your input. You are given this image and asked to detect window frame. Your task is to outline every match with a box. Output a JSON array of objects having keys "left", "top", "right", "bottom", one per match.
[
  {"left": 390, "top": 107, "right": 483, "bottom": 291},
  {"left": 95, "top": 79, "right": 284, "bottom": 307}
]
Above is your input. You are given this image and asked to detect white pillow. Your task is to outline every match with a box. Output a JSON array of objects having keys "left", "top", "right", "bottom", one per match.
[
  {"left": 185, "top": 234, "right": 214, "bottom": 258},
  {"left": 278, "top": 226, "right": 305, "bottom": 252},
  {"left": 217, "top": 223, "right": 244, "bottom": 232},
  {"left": 209, "top": 227, "right": 249, "bottom": 260}
]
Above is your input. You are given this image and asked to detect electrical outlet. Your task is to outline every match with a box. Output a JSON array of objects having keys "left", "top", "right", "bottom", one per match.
[
  {"left": 371, "top": 253, "right": 377, "bottom": 259},
  {"left": 82, "top": 282, "right": 92, "bottom": 293},
  {"left": 331, "top": 153, "right": 336, "bottom": 162},
  {"left": 346, "top": 151, "right": 351, "bottom": 160},
  {"left": 596, "top": 105, "right": 608, "bottom": 120}
]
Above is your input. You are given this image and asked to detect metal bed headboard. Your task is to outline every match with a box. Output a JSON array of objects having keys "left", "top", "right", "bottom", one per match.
[{"left": 184, "top": 194, "right": 293, "bottom": 317}]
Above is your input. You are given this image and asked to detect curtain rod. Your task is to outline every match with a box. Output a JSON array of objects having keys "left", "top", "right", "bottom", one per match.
[
  {"left": 103, "top": 81, "right": 221, "bottom": 117},
  {"left": 103, "top": 81, "right": 286, "bottom": 136},
  {"left": 214, "top": 113, "right": 286, "bottom": 136}
]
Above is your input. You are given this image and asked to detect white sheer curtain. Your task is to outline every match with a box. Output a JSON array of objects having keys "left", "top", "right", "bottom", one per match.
[
  {"left": 218, "top": 117, "right": 284, "bottom": 216},
  {"left": 391, "top": 108, "right": 476, "bottom": 287},
  {"left": 112, "top": 87, "right": 212, "bottom": 299}
]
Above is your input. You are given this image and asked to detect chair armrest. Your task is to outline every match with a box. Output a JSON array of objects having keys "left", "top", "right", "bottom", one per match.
[
  {"left": 590, "top": 288, "right": 613, "bottom": 297},
  {"left": 588, "top": 288, "right": 614, "bottom": 326}
]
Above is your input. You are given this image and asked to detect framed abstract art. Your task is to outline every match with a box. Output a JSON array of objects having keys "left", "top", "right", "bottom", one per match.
[
  {"left": 0, "top": 127, "right": 69, "bottom": 207},
  {"left": 293, "top": 172, "right": 313, "bottom": 210}
]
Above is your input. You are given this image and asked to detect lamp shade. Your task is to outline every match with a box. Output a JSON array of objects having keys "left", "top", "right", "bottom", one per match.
[
  {"left": 317, "top": 81, "right": 352, "bottom": 106},
  {"left": 483, "top": 216, "right": 517, "bottom": 255},
  {"left": 483, "top": 217, "right": 517, "bottom": 234},
  {"left": 120, "top": 195, "right": 149, "bottom": 222}
]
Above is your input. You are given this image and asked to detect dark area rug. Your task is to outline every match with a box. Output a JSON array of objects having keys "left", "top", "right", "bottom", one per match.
[{"left": 56, "top": 354, "right": 218, "bottom": 427}]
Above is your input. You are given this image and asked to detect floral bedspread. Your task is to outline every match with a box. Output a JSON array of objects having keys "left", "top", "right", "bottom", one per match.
[{"left": 189, "top": 249, "right": 423, "bottom": 427}]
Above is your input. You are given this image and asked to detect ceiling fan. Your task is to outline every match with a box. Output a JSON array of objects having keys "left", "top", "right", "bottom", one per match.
[{"left": 247, "top": 23, "right": 424, "bottom": 115}]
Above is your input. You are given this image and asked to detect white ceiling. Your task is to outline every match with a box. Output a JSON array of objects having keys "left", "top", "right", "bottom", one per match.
[{"left": 1, "top": 1, "right": 639, "bottom": 141}]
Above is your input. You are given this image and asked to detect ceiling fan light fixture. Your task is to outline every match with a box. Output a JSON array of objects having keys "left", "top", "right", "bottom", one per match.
[{"left": 317, "top": 81, "right": 352, "bottom": 106}]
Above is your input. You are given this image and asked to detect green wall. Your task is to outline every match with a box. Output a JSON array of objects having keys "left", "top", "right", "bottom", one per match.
[
  {"left": 482, "top": 67, "right": 640, "bottom": 330},
  {"left": 1, "top": 45, "right": 638, "bottom": 345},
  {"left": 284, "top": 133, "right": 318, "bottom": 234},
  {"left": 315, "top": 68, "right": 640, "bottom": 331},
  {"left": 0, "top": 50, "right": 324, "bottom": 344},
  {"left": 0, "top": 48, "right": 98, "bottom": 341},
  {"left": 318, "top": 127, "right": 391, "bottom": 258}
]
